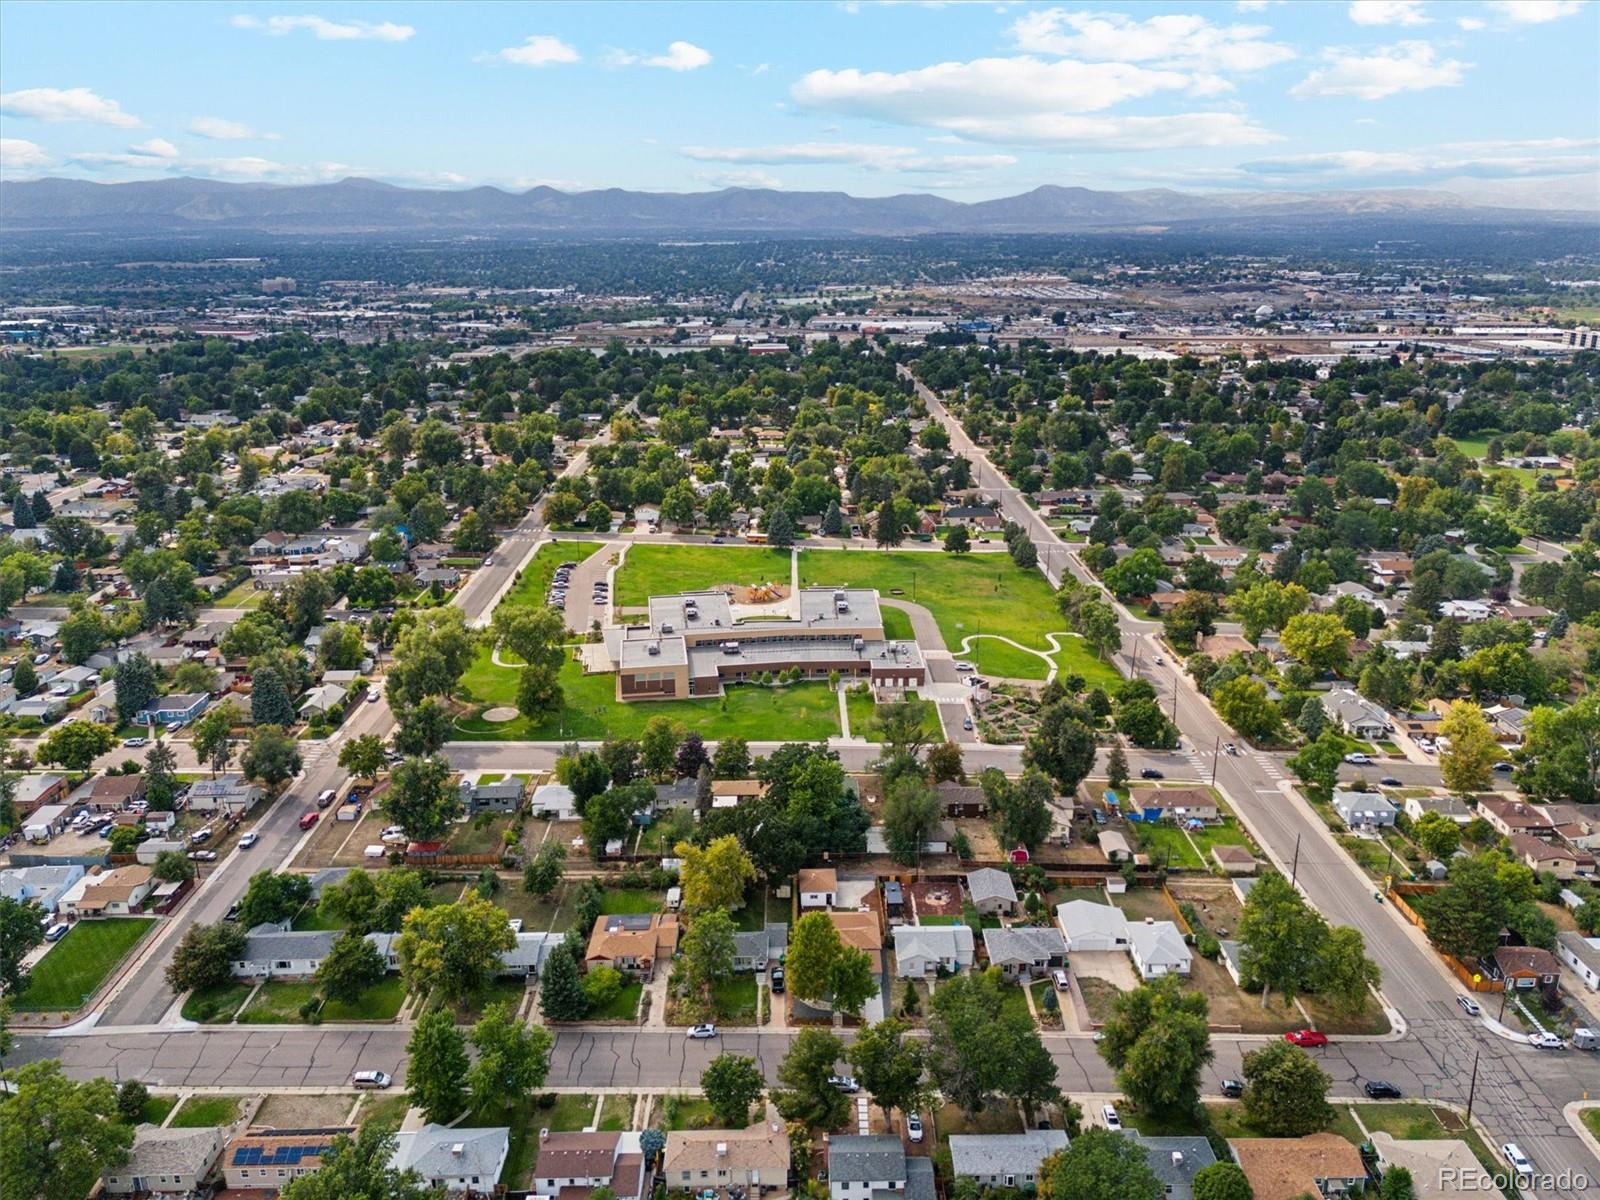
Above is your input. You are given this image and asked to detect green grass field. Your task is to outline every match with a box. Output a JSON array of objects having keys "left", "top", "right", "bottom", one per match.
[
  {"left": 846, "top": 689, "right": 944, "bottom": 743},
  {"left": 181, "top": 980, "right": 255, "bottom": 1023},
  {"left": 237, "top": 980, "right": 321, "bottom": 1024},
  {"left": 799, "top": 549, "right": 1069, "bottom": 680},
  {"left": 588, "top": 979, "right": 644, "bottom": 1021},
  {"left": 1449, "top": 436, "right": 1493, "bottom": 459},
  {"left": 880, "top": 606, "right": 915, "bottom": 641},
  {"left": 15, "top": 918, "right": 155, "bottom": 1011},
  {"left": 498, "top": 541, "right": 605, "bottom": 611},
  {"left": 616, "top": 544, "right": 792, "bottom": 606},
  {"left": 1130, "top": 821, "right": 1205, "bottom": 870},
  {"left": 600, "top": 887, "right": 664, "bottom": 915},
  {"left": 1050, "top": 635, "right": 1122, "bottom": 691},
  {"left": 322, "top": 975, "right": 408, "bottom": 1021},
  {"left": 213, "top": 580, "right": 268, "bottom": 609},
  {"left": 170, "top": 1096, "right": 242, "bottom": 1127},
  {"left": 457, "top": 650, "right": 841, "bottom": 741},
  {"left": 140, "top": 1094, "right": 178, "bottom": 1125}
]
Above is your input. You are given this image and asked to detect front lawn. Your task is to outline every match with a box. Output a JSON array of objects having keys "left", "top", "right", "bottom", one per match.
[
  {"left": 799, "top": 549, "right": 1068, "bottom": 681},
  {"left": 710, "top": 974, "right": 761, "bottom": 1024},
  {"left": 14, "top": 918, "right": 155, "bottom": 1011},
  {"left": 358, "top": 1093, "right": 412, "bottom": 1130},
  {"left": 322, "top": 975, "right": 407, "bottom": 1021},
  {"left": 848, "top": 690, "right": 944, "bottom": 743},
  {"left": 615, "top": 544, "right": 792, "bottom": 607},
  {"left": 181, "top": 979, "right": 255, "bottom": 1024},
  {"left": 1129, "top": 822, "right": 1205, "bottom": 870},
  {"left": 598, "top": 1093, "right": 637, "bottom": 1131},
  {"left": 237, "top": 980, "right": 320, "bottom": 1024},
  {"left": 170, "top": 1096, "right": 242, "bottom": 1127},
  {"left": 1049, "top": 635, "right": 1122, "bottom": 691},
  {"left": 588, "top": 979, "right": 643, "bottom": 1021},
  {"left": 457, "top": 651, "right": 841, "bottom": 741},
  {"left": 140, "top": 1094, "right": 178, "bottom": 1125},
  {"left": 662, "top": 1094, "right": 719, "bottom": 1131}
]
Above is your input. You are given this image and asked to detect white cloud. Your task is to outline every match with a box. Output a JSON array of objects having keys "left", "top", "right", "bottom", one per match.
[
  {"left": 230, "top": 14, "right": 414, "bottom": 42},
  {"left": 646, "top": 41, "right": 712, "bottom": 71},
  {"left": 610, "top": 41, "right": 712, "bottom": 70},
  {"left": 1240, "top": 137, "right": 1599, "bottom": 182},
  {"left": 1009, "top": 9, "right": 1295, "bottom": 72},
  {"left": 680, "top": 141, "right": 1016, "bottom": 173},
  {"left": 1234, "top": 0, "right": 1274, "bottom": 9},
  {"left": 490, "top": 35, "right": 580, "bottom": 66},
  {"left": 938, "top": 110, "right": 1280, "bottom": 150},
  {"left": 0, "top": 86, "right": 140, "bottom": 127},
  {"left": 0, "top": 138, "right": 51, "bottom": 171},
  {"left": 188, "top": 116, "right": 278, "bottom": 140},
  {"left": 130, "top": 137, "right": 180, "bottom": 158},
  {"left": 1348, "top": 1, "right": 1430, "bottom": 25},
  {"left": 1457, "top": 15, "right": 1487, "bottom": 28},
  {"left": 795, "top": 56, "right": 1211, "bottom": 121},
  {"left": 1483, "top": 1, "right": 1584, "bottom": 22},
  {"left": 1290, "top": 41, "right": 1469, "bottom": 100}
]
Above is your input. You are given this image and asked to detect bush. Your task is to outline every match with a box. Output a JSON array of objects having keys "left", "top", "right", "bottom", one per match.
[{"left": 582, "top": 964, "right": 626, "bottom": 1010}]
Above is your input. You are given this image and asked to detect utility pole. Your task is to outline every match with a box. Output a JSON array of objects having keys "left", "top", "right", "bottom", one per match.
[
  {"left": 1211, "top": 735, "right": 1220, "bottom": 786},
  {"left": 1290, "top": 833, "right": 1302, "bottom": 888},
  {"left": 1464, "top": 1048, "right": 1481, "bottom": 1124}
]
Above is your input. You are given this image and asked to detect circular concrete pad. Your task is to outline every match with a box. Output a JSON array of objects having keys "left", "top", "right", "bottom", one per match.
[{"left": 482, "top": 706, "right": 518, "bottom": 722}]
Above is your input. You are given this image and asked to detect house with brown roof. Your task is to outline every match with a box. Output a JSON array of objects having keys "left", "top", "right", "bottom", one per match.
[
  {"left": 1195, "top": 633, "right": 1257, "bottom": 659},
  {"left": 663, "top": 1123, "right": 790, "bottom": 1195},
  {"left": 828, "top": 911, "right": 884, "bottom": 973},
  {"left": 1485, "top": 946, "right": 1562, "bottom": 994},
  {"left": 1228, "top": 1133, "right": 1367, "bottom": 1200},
  {"left": 585, "top": 912, "right": 679, "bottom": 980},
  {"left": 1477, "top": 798, "right": 1554, "bottom": 839},
  {"left": 1509, "top": 833, "right": 1581, "bottom": 880},
  {"left": 1137, "top": 788, "right": 1221, "bottom": 823},
  {"left": 533, "top": 1131, "right": 652, "bottom": 1200},
  {"left": 84, "top": 773, "right": 148, "bottom": 811},
  {"left": 64, "top": 864, "right": 154, "bottom": 917},
  {"left": 710, "top": 779, "right": 768, "bottom": 807},
  {"left": 798, "top": 867, "right": 838, "bottom": 909}
]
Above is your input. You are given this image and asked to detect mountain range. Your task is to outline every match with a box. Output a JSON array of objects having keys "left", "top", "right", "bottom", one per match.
[{"left": 1, "top": 176, "right": 1592, "bottom": 237}]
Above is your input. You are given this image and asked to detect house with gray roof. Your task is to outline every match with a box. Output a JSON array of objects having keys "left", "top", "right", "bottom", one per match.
[
  {"left": 949, "top": 1131, "right": 1069, "bottom": 1189},
  {"left": 1121, "top": 1130, "right": 1216, "bottom": 1200},
  {"left": 231, "top": 923, "right": 342, "bottom": 979},
  {"left": 0, "top": 863, "right": 86, "bottom": 914},
  {"left": 186, "top": 773, "right": 262, "bottom": 815},
  {"left": 390, "top": 1122, "right": 510, "bottom": 1194},
  {"left": 966, "top": 868, "right": 1018, "bottom": 915},
  {"left": 893, "top": 924, "right": 975, "bottom": 977},
  {"left": 733, "top": 923, "right": 789, "bottom": 972},
  {"left": 1324, "top": 690, "right": 1390, "bottom": 740},
  {"left": 1055, "top": 899, "right": 1130, "bottom": 951},
  {"left": 459, "top": 775, "right": 526, "bottom": 815},
  {"left": 828, "top": 1136, "right": 934, "bottom": 1200},
  {"left": 981, "top": 926, "right": 1067, "bottom": 979},
  {"left": 103, "top": 1124, "right": 227, "bottom": 1196},
  {"left": 1332, "top": 790, "right": 1398, "bottom": 828},
  {"left": 1128, "top": 919, "right": 1193, "bottom": 979}
]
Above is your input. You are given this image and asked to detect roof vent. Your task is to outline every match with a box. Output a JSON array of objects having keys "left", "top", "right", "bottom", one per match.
[
  {"left": 717, "top": 1142, "right": 728, "bottom": 1157},
  {"left": 1171, "top": 1151, "right": 1185, "bottom": 1167},
  {"left": 648, "top": 644, "right": 660, "bottom": 656},
  {"left": 451, "top": 1143, "right": 465, "bottom": 1156},
  {"left": 1145, "top": 916, "right": 1155, "bottom": 924}
]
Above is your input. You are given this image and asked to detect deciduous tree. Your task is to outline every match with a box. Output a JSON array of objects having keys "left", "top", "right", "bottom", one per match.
[
  {"left": 1240, "top": 1041, "right": 1332, "bottom": 1136},
  {"left": 774, "top": 1028, "right": 850, "bottom": 1128},
  {"left": 315, "top": 931, "right": 387, "bottom": 1007},
  {"left": 241, "top": 724, "right": 302, "bottom": 788},
  {"left": 701, "top": 1053, "right": 765, "bottom": 1128},
  {"left": 469, "top": 1000, "right": 552, "bottom": 1114},
  {"left": 676, "top": 835, "right": 756, "bottom": 914},
  {"left": 0, "top": 1060, "right": 134, "bottom": 1200},
  {"left": 1438, "top": 701, "right": 1501, "bottom": 795},
  {"left": 1096, "top": 976, "right": 1213, "bottom": 1117},
  {"left": 385, "top": 754, "right": 459, "bottom": 842},
  {"left": 405, "top": 1007, "right": 468, "bottom": 1123},
  {"left": 847, "top": 1018, "right": 929, "bottom": 1128},
  {"left": 396, "top": 894, "right": 517, "bottom": 1001}
]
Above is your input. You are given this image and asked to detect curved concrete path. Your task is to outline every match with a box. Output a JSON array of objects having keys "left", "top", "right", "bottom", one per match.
[{"left": 950, "top": 629, "right": 1090, "bottom": 685}]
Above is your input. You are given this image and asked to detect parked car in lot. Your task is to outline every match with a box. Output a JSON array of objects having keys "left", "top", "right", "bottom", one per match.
[
  {"left": 906, "top": 1114, "right": 923, "bottom": 1143},
  {"left": 1101, "top": 1105, "right": 1122, "bottom": 1131},
  {"left": 1457, "top": 995, "right": 1481, "bottom": 1016},
  {"left": 828, "top": 1075, "right": 861, "bottom": 1093},
  {"left": 954, "top": 661, "right": 976, "bottom": 673},
  {"left": 1219, "top": 1079, "right": 1244, "bottom": 1098},
  {"left": 238, "top": 832, "right": 259, "bottom": 849},
  {"left": 1363, "top": 1080, "right": 1402, "bottom": 1099},
  {"left": 687, "top": 1024, "right": 718, "bottom": 1039},
  {"left": 1285, "top": 1029, "right": 1329, "bottom": 1047},
  {"left": 352, "top": 1070, "right": 392, "bottom": 1089},
  {"left": 381, "top": 826, "right": 408, "bottom": 844},
  {"left": 1528, "top": 1032, "right": 1566, "bottom": 1050}
]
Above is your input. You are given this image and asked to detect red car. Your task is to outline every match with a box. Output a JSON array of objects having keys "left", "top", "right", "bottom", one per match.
[
  {"left": 298, "top": 811, "right": 320, "bottom": 831},
  {"left": 1285, "top": 1029, "right": 1329, "bottom": 1047}
]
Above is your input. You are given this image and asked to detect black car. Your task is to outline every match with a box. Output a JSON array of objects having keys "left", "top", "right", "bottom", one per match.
[
  {"left": 770, "top": 966, "right": 785, "bottom": 994},
  {"left": 1220, "top": 1079, "right": 1244, "bottom": 1099},
  {"left": 1140, "top": 768, "right": 1164, "bottom": 780},
  {"left": 224, "top": 902, "right": 241, "bottom": 922},
  {"left": 1380, "top": 776, "right": 1402, "bottom": 787},
  {"left": 1364, "top": 1080, "right": 1403, "bottom": 1099}
]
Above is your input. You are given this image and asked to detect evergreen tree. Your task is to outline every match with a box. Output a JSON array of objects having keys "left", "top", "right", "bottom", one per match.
[
  {"left": 113, "top": 652, "right": 159, "bottom": 723},
  {"left": 30, "top": 490, "right": 51, "bottom": 522},
  {"left": 767, "top": 508, "right": 795, "bottom": 548},
  {"left": 250, "top": 665, "right": 298, "bottom": 727},
  {"left": 9, "top": 493, "right": 32, "bottom": 529},
  {"left": 822, "top": 499, "right": 844, "bottom": 537},
  {"left": 538, "top": 944, "right": 589, "bottom": 1020}
]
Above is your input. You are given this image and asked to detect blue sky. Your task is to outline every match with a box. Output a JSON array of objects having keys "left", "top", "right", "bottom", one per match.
[{"left": 2, "top": 0, "right": 1597, "bottom": 202}]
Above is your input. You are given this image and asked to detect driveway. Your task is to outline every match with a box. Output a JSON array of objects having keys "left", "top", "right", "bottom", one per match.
[
  {"left": 562, "top": 543, "right": 618, "bottom": 634},
  {"left": 1070, "top": 950, "right": 1139, "bottom": 991}
]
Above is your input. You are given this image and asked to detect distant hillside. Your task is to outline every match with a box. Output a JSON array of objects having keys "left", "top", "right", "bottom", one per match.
[{"left": 0, "top": 176, "right": 1590, "bottom": 237}]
